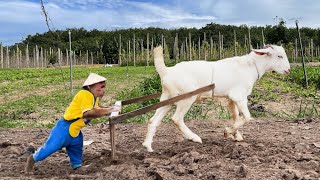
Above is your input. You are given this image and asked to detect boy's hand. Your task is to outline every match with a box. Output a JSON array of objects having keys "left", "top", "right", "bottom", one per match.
[{"left": 112, "top": 105, "right": 121, "bottom": 112}]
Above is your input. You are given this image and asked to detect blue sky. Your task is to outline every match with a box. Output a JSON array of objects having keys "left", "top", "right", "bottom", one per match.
[{"left": 1, "top": 0, "right": 320, "bottom": 46}]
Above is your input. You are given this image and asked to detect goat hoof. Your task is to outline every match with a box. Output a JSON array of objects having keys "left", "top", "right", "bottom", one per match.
[
  {"left": 234, "top": 131, "right": 244, "bottom": 141},
  {"left": 142, "top": 142, "right": 154, "bottom": 152},
  {"left": 192, "top": 136, "right": 202, "bottom": 143},
  {"left": 224, "top": 127, "right": 235, "bottom": 140}
]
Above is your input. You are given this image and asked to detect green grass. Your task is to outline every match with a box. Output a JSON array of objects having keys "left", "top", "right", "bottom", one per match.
[
  {"left": 0, "top": 65, "right": 155, "bottom": 128},
  {"left": 250, "top": 66, "right": 319, "bottom": 118}
]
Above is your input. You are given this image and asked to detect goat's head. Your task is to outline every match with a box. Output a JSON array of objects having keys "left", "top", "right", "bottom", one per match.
[{"left": 252, "top": 45, "right": 290, "bottom": 75}]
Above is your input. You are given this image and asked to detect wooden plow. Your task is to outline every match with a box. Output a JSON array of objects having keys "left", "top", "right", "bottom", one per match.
[{"left": 108, "top": 83, "right": 215, "bottom": 160}]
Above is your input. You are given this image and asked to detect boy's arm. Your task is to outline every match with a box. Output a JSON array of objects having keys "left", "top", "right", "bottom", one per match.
[{"left": 83, "top": 106, "right": 120, "bottom": 119}]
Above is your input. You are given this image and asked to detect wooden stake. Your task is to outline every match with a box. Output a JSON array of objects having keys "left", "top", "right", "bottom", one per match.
[{"left": 109, "top": 101, "right": 121, "bottom": 160}]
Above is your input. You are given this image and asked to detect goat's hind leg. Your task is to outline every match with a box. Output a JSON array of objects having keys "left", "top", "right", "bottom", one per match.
[
  {"left": 224, "top": 100, "right": 239, "bottom": 140},
  {"left": 172, "top": 96, "right": 202, "bottom": 143},
  {"left": 143, "top": 94, "right": 171, "bottom": 152}
]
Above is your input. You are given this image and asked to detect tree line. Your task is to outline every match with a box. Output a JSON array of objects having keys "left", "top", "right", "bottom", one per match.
[{"left": 1, "top": 21, "right": 320, "bottom": 67}]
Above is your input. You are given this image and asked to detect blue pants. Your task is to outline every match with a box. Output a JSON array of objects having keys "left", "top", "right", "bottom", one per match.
[{"left": 33, "top": 118, "right": 83, "bottom": 169}]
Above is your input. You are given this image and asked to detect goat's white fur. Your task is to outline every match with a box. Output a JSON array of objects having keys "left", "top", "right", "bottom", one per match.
[{"left": 143, "top": 45, "right": 290, "bottom": 152}]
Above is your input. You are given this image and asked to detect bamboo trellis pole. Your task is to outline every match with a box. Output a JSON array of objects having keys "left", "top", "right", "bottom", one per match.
[
  {"left": 189, "top": 33, "right": 192, "bottom": 61},
  {"left": 147, "top": 33, "right": 149, "bottom": 66},
  {"left": 86, "top": 50, "right": 88, "bottom": 65},
  {"left": 119, "top": 34, "right": 122, "bottom": 66},
  {"left": 198, "top": 37, "right": 200, "bottom": 60},
  {"left": 204, "top": 32, "right": 207, "bottom": 61},
  {"left": 91, "top": 52, "right": 93, "bottom": 64},
  {"left": 66, "top": 49, "right": 69, "bottom": 65},
  {"left": 234, "top": 29, "right": 237, "bottom": 56},
  {"left": 1, "top": 43, "right": 3, "bottom": 69},
  {"left": 26, "top": 44, "right": 29, "bottom": 68},
  {"left": 210, "top": 37, "right": 213, "bottom": 61},
  {"left": 133, "top": 34, "right": 136, "bottom": 66}
]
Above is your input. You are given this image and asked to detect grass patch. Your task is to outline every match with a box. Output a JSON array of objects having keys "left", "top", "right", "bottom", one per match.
[{"left": 0, "top": 65, "right": 318, "bottom": 128}]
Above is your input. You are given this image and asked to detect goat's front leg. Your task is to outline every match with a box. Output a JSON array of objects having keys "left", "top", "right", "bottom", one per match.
[
  {"left": 143, "top": 104, "right": 171, "bottom": 152},
  {"left": 172, "top": 97, "right": 202, "bottom": 143},
  {"left": 232, "top": 99, "right": 253, "bottom": 141}
]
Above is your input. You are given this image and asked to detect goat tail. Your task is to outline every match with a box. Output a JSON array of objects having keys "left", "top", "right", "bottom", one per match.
[{"left": 154, "top": 46, "right": 167, "bottom": 78}]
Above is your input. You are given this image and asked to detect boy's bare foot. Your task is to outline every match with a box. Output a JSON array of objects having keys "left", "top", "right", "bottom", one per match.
[{"left": 24, "top": 155, "right": 35, "bottom": 173}]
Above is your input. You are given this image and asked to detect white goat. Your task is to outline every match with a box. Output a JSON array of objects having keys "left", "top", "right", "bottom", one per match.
[{"left": 143, "top": 45, "right": 290, "bottom": 152}]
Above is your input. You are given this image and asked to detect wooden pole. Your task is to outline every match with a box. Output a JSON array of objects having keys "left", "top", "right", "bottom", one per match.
[
  {"left": 161, "top": 34, "right": 164, "bottom": 48},
  {"left": 218, "top": 32, "right": 221, "bottom": 60},
  {"left": 74, "top": 51, "right": 76, "bottom": 65},
  {"left": 119, "top": 34, "right": 122, "bottom": 66},
  {"left": 110, "top": 84, "right": 215, "bottom": 125},
  {"left": 26, "top": 44, "right": 29, "bottom": 68},
  {"left": 234, "top": 29, "right": 237, "bottom": 56},
  {"left": 248, "top": 26, "right": 252, "bottom": 51},
  {"left": 147, "top": 33, "right": 149, "bottom": 66},
  {"left": 174, "top": 33, "right": 178, "bottom": 62},
  {"left": 295, "top": 38, "right": 298, "bottom": 63},
  {"left": 6, "top": 46, "right": 9, "bottom": 68},
  {"left": 311, "top": 39, "right": 314, "bottom": 61},
  {"left": 262, "top": 28, "right": 265, "bottom": 46},
  {"left": 109, "top": 101, "right": 121, "bottom": 160},
  {"left": 16, "top": 45, "right": 19, "bottom": 69},
  {"left": 121, "top": 93, "right": 161, "bottom": 106},
  {"left": 198, "top": 37, "right": 200, "bottom": 60},
  {"left": 204, "top": 32, "right": 207, "bottom": 61},
  {"left": 19, "top": 50, "right": 22, "bottom": 69},
  {"left": 189, "top": 33, "right": 192, "bottom": 61},
  {"left": 45, "top": 50, "right": 47, "bottom": 67},
  {"left": 244, "top": 35, "right": 248, "bottom": 55},
  {"left": 33, "top": 47, "right": 36, "bottom": 68},
  {"left": 69, "top": 30, "right": 73, "bottom": 92},
  {"left": 296, "top": 20, "right": 308, "bottom": 87},
  {"left": 66, "top": 49, "right": 69, "bottom": 65},
  {"left": 141, "top": 39, "right": 144, "bottom": 67},
  {"left": 86, "top": 50, "right": 88, "bottom": 65},
  {"left": 36, "top": 45, "right": 39, "bottom": 68},
  {"left": 126, "top": 42, "right": 129, "bottom": 77},
  {"left": 128, "top": 40, "right": 131, "bottom": 66},
  {"left": 41, "top": 47, "right": 44, "bottom": 68},
  {"left": 0, "top": 43, "right": 3, "bottom": 69},
  {"left": 151, "top": 37, "right": 154, "bottom": 54},
  {"left": 185, "top": 37, "right": 188, "bottom": 60},
  {"left": 91, "top": 52, "right": 93, "bottom": 64},
  {"left": 210, "top": 37, "right": 213, "bottom": 61},
  {"left": 221, "top": 35, "right": 224, "bottom": 59},
  {"left": 133, "top": 34, "right": 136, "bottom": 66}
]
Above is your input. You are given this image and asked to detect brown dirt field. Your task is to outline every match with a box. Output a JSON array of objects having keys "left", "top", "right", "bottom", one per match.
[{"left": 1, "top": 118, "right": 319, "bottom": 180}]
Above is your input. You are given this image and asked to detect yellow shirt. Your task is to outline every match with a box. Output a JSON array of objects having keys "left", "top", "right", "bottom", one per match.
[{"left": 64, "top": 90, "right": 99, "bottom": 137}]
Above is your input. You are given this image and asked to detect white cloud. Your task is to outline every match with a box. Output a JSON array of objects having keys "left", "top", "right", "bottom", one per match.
[{"left": 0, "top": 0, "right": 320, "bottom": 45}]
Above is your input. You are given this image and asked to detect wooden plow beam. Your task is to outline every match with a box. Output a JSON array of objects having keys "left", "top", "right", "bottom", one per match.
[{"left": 108, "top": 83, "right": 215, "bottom": 160}]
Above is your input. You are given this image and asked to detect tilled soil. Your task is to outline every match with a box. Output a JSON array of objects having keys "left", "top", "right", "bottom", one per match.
[{"left": 0, "top": 118, "right": 319, "bottom": 180}]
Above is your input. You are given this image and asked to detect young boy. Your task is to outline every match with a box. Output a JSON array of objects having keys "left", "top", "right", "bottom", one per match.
[{"left": 25, "top": 73, "right": 120, "bottom": 173}]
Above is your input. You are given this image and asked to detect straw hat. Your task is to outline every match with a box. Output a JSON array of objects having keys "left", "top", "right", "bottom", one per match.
[{"left": 82, "top": 73, "right": 106, "bottom": 87}]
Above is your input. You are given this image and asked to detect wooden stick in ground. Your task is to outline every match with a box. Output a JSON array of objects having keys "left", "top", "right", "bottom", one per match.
[
  {"left": 109, "top": 101, "right": 121, "bottom": 160},
  {"left": 110, "top": 84, "right": 215, "bottom": 125}
]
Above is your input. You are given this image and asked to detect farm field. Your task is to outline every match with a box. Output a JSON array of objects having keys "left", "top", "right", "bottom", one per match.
[{"left": 0, "top": 64, "right": 319, "bottom": 179}]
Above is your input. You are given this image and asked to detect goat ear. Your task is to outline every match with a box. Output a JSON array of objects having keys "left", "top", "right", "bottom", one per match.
[{"left": 252, "top": 48, "right": 271, "bottom": 56}]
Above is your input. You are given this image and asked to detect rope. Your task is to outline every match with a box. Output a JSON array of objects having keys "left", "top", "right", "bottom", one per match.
[
  {"left": 40, "top": 0, "right": 68, "bottom": 92},
  {"left": 253, "top": 61, "right": 260, "bottom": 80}
]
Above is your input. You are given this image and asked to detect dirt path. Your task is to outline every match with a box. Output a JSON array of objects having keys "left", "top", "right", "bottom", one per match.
[{"left": 0, "top": 118, "right": 319, "bottom": 179}]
